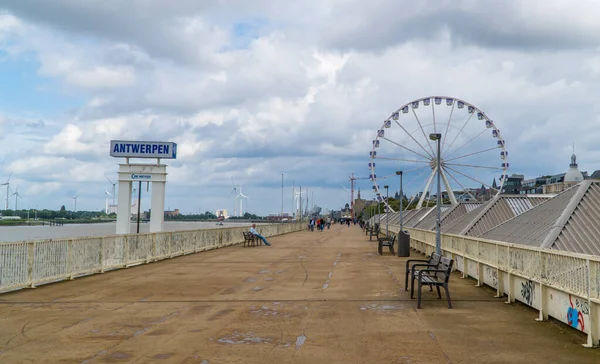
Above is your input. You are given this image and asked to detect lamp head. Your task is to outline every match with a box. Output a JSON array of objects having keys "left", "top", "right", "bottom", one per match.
[
  {"left": 384, "top": 185, "right": 389, "bottom": 189},
  {"left": 429, "top": 133, "right": 442, "bottom": 141},
  {"left": 395, "top": 171, "right": 402, "bottom": 175}
]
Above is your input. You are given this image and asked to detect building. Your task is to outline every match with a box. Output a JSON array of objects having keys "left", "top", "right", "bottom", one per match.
[
  {"left": 520, "top": 176, "right": 549, "bottom": 195},
  {"left": 266, "top": 212, "right": 292, "bottom": 221},
  {"left": 164, "top": 209, "right": 180, "bottom": 217},
  {"left": 215, "top": 209, "right": 229, "bottom": 219},
  {"left": 353, "top": 189, "right": 367, "bottom": 218},
  {"left": 543, "top": 152, "right": 584, "bottom": 194},
  {"left": 501, "top": 174, "right": 524, "bottom": 194},
  {"left": 587, "top": 170, "right": 600, "bottom": 180}
]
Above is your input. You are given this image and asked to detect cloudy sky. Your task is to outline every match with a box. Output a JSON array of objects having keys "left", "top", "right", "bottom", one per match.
[{"left": 1, "top": 0, "right": 600, "bottom": 215}]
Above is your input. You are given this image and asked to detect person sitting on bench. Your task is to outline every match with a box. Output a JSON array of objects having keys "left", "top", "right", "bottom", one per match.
[{"left": 249, "top": 224, "right": 271, "bottom": 246}]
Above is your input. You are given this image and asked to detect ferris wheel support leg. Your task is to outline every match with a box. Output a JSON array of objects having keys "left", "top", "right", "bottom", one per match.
[
  {"left": 417, "top": 169, "right": 436, "bottom": 209},
  {"left": 440, "top": 169, "right": 457, "bottom": 205}
]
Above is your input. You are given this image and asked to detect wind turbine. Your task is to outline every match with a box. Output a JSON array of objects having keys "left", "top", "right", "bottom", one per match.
[
  {"left": 105, "top": 190, "right": 112, "bottom": 214},
  {"left": 71, "top": 193, "right": 79, "bottom": 212},
  {"left": 1, "top": 173, "right": 12, "bottom": 210},
  {"left": 228, "top": 178, "right": 238, "bottom": 216},
  {"left": 104, "top": 174, "right": 117, "bottom": 206},
  {"left": 293, "top": 187, "right": 306, "bottom": 218},
  {"left": 236, "top": 184, "right": 249, "bottom": 217},
  {"left": 12, "top": 185, "right": 22, "bottom": 211}
]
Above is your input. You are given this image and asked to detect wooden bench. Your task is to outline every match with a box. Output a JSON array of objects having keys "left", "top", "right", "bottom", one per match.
[
  {"left": 377, "top": 235, "right": 396, "bottom": 255},
  {"left": 242, "top": 232, "right": 259, "bottom": 247},
  {"left": 404, "top": 253, "right": 441, "bottom": 292},
  {"left": 411, "top": 256, "right": 454, "bottom": 309},
  {"left": 368, "top": 224, "right": 380, "bottom": 241}
]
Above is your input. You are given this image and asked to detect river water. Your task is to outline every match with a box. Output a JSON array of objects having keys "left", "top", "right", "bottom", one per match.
[{"left": 0, "top": 221, "right": 258, "bottom": 243}]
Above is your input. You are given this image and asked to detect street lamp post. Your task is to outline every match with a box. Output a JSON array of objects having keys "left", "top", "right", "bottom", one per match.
[
  {"left": 281, "top": 174, "right": 284, "bottom": 218},
  {"left": 396, "top": 170, "right": 403, "bottom": 257},
  {"left": 376, "top": 193, "right": 381, "bottom": 226},
  {"left": 384, "top": 185, "right": 389, "bottom": 235},
  {"left": 429, "top": 133, "right": 442, "bottom": 255},
  {"left": 299, "top": 186, "right": 302, "bottom": 220},
  {"left": 371, "top": 198, "right": 375, "bottom": 225}
]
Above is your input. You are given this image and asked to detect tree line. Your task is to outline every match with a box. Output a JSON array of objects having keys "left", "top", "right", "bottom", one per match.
[
  {"left": 165, "top": 212, "right": 264, "bottom": 220},
  {"left": 0, "top": 206, "right": 111, "bottom": 220}
]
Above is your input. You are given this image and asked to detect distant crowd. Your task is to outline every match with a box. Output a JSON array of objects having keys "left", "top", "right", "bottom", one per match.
[{"left": 307, "top": 217, "right": 356, "bottom": 231}]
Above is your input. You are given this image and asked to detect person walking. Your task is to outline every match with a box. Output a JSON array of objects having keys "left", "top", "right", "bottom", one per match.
[{"left": 249, "top": 224, "right": 271, "bottom": 246}]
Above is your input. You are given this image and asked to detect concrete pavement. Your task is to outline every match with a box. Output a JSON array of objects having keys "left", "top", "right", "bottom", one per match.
[{"left": 0, "top": 224, "right": 599, "bottom": 363}]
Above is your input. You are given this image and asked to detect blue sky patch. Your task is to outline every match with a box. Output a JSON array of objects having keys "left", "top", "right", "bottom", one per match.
[{"left": 0, "top": 55, "right": 85, "bottom": 117}]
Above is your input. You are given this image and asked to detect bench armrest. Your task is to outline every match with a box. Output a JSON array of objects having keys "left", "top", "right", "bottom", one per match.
[
  {"left": 405, "top": 259, "right": 431, "bottom": 270},
  {"left": 410, "top": 263, "right": 438, "bottom": 273}
]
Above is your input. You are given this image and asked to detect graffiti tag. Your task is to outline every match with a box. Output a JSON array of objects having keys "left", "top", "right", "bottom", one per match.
[
  {"left": 486, "top": 267, "right": 498, "bottom": 288},
  {"left": 567, "top": 295, "right": 586, "bottom": 331},
  {"left": 520, "top": 280, "right": 535, "bottom": 306}
]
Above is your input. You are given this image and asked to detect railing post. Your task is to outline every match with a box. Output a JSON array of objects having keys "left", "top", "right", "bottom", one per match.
[
  {"left": 450, "top": 236, "right": 457, "bottom": 272},
  {"left": 506, "top": 246, "right": 515, "bottom": 303},
  {"left": 27, "top": 242, "right": 36, "bottom": 288},
  {"left": 461, "top": 237, "right": 467, "bottom": 279},
  {"left": 99, "top": 237, "right": 105, "bottom": 273},
  {"left": 535, "top": 251, "right": 548, "bottom": 321},
  {"left": 495, "top": 244, "right": 504, "bottom": 298},
  {"left": 67, "top": 239, "right": 75, "bottom": 280},
  {"left": 145, "top": 234, "right": 151, "bottom": 264},
  {"left": 123, "top": 235, "right": 129, "bottom": 268},
  {"left": 152, "top": 233, "right": 157, "bottom": 261},
  {"left": 584, "top": 259, "right": 598, "bottom": 347},
  {"left": 476, "top": 240, "right": 483, "bottom": 287}
]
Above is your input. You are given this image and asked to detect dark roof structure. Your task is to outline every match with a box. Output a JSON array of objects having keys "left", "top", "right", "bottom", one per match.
[{"left": 482, "top": 181, "right": 600, "bottom": 255}]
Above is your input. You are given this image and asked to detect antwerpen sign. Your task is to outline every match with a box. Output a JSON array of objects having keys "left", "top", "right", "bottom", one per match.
[{"left": 110, "top": 140, "right": 177, "bottom": 159}]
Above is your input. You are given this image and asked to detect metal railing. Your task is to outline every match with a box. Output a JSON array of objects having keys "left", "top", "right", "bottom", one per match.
[
  {"left": 405, "top": 227, "right": 599, "bottom": 347},
  {"left": 0, "top": 222, "right": 305, "bottom": 293}
]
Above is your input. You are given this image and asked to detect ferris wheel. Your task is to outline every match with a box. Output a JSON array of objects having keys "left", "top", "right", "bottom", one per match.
[{"left": 369, "top": 96, "right": 508, "bottom": 212}]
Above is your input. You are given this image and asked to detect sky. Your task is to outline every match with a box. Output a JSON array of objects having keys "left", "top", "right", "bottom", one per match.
[{"left": 1, "top": 1, "right": 600, "bottom": 216}]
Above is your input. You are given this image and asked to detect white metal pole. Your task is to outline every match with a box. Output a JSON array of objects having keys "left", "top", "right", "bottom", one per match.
[
  {"left": 116, "top": 179, "right": 132, "bottom": 234},
  {"left": 384, "top": 186, "right": 389, "bottom": 234},
  {"left": 436, "top": 138, "right": 442, "bottom": 254}
]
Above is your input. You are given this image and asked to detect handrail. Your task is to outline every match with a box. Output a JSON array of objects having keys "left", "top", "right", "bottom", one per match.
[
  {"left": 0, "top": 222, "right": 305, "bottom": 294},
  {"left": 404, "top": 227, "right": 599, "bottom": 347}
]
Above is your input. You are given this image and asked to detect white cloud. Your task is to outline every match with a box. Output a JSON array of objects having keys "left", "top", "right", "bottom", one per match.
[
  {"left": 43, "top": 124, "right": 94, "bottom": 156},
  {"left": 1, "top": 1, "right": 600, "bottom": 214}
]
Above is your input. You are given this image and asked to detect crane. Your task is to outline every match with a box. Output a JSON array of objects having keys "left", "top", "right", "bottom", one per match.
[
  {"left": 348, "top": 171, "right": 399, "bottom": 218},
  {"left": 348, "top": 173, "right": 373, "bottom": 219}
]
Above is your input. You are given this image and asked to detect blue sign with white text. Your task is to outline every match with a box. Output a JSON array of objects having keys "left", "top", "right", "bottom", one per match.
[{"left": 110, "top": 140, "right": 177, "bottom": 159}]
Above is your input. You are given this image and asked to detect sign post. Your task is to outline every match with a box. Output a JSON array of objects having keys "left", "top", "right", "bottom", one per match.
[{"left": 110, "top": 140, "right": 177, "bottom": 234}]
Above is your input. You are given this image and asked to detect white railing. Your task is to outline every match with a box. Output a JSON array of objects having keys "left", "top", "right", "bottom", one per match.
[
  {"left": 0, "top": 222, "right": 305, "bottom": 293},
  {"left": 404, "top": 227, "right": 600, "bottom": 347}
]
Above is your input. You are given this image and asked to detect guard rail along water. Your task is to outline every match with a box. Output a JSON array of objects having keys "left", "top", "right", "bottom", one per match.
[
  {"left": 401, "top": 226, "right": 599, "bottom": 347},
  {"left": 0, "top": 222, "right": 305, "bottom": 294}
]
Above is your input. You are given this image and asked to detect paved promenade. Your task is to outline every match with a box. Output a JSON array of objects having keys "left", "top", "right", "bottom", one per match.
[{"left": 1, "top": 225, "right": 598, "bottom": 363}]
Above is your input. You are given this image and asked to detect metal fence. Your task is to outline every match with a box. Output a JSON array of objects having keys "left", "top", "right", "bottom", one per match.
[
  {"left": 0, "top": 222, "right": 304, "bottom": 293},
  {"left": 405, "top": 227, "right": 600, "bottom": 347},
  {"left": 404, "top": 227, "right": 600, "bottom": 302}
]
